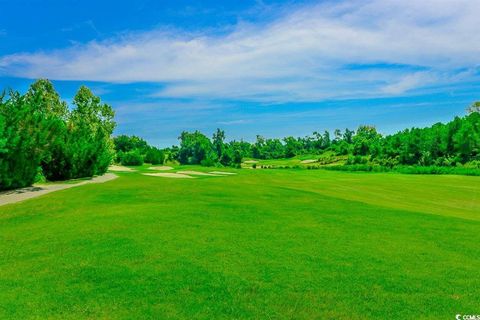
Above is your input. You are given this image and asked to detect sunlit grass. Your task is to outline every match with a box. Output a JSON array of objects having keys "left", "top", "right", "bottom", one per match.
[{"left": 1, "top": 168, "right": 479, "bottom": 319}]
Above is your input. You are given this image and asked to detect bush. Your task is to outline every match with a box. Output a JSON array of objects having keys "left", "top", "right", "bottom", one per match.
[
  {"left": 121, "top": 150, "right": 144, "bottom": 166},
  {"left": 200, "top": 157, "right": 216, "bottom": 167},
  {"left": 464, "top": 160, "right": 480, "bottom": 169},
  {"left": 144, "top": 147, "right": 165, "bottom": 165}
]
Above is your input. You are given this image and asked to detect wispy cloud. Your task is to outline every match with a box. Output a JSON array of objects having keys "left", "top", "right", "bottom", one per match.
[
  {"left": 217, "top": 119, "right": 250, "bottom": 125},
  {"left": 1, "top": 0, "right": 479, "bottom": 102},
  {"left": 381, "top": 71, "right": 438, "bottom": 95},
  {"left": 60, "top": 20, "right": 101, "bottom": 36}
]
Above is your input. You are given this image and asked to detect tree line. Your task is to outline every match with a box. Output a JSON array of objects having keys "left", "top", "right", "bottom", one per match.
[
  {"left": 0, "top": 80, "right": 115, "bottom": 191},
  {"left": 167, "top": 103, "right": 480, "bottom": 169},
  {"left": 113, "top": 135, "right": 164, "bottom": 166},
  {"left": 1, "top": 79, "right": 478, "bottom": 191}
]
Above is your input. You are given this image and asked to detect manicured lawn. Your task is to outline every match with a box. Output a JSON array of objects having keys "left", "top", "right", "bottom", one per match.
[{"left": 1, "top": 168, "right": 479, "bottom": 319}]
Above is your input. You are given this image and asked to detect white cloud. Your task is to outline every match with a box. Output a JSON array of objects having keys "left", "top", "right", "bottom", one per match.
[
  {"left": 1, "top": 0, "right": 479, "bottom": 102},
  {"left": 381, "top": 71, "right": 438, "bottom": 95}
]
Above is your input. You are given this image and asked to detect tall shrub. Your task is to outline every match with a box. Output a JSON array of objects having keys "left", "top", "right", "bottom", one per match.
[
  {"left": 68, "top": 86, "right": 116, "bottom": 178},
  {"left": 0, "top": 87, "right": 63, "bottom": 190}
]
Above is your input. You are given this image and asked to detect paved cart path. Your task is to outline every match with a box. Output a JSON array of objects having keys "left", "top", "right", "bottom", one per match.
[{"left": 0, "top": 173, "right": 118, "bottom": 207}]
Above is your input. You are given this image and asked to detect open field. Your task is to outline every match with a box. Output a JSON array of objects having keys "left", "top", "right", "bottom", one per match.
[{"left": 1, "top": 167, "right": 479, "bottom": 319}]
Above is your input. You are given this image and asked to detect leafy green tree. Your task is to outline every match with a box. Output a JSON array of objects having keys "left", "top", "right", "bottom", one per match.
[
  {"left": 343, "top": 128, "right": 354, "bottom": 144},
  {"left": 353, "top": 126, "right": 382, "bottom": 156},
  {"left": 68, "top": 86, "right": 116, "bottom": 178},
  {"left": 121, "top": 149, "right": 144, "bottom": 166},
  {"left": 453, "top": 116, "right": 479, "bottom": 163},
  {"left": 144, "top": 147, "right": 165, "bottom": 165},
  {"left": 26, "top": 80, "right": 71, "bottom": 181},
  {"left": 334, "top": 129, "right": 342, "bottom": 143},
  {"left": 212, "top": 128, "right": 228, "bottom": 164},
  {"left": 0, "top": 80, "right": 116, "bottom": 189},
  {"left": 0, "top": 114, "right": 6, "bottom": 154},
  {"left": 284, "top": 136, "right": 302, "bottom": 157},
  {"left": 0, "top": 83, "right": 66, "bottom": 189},
  {"left": 113, "top": 135, "right": 149, "bottom": 154},
  {"left": 178, "top": 131, "right": 216, "bottom": 165},
  {"left": 322, "top": 131, "right": 331, "bottom": 149}
]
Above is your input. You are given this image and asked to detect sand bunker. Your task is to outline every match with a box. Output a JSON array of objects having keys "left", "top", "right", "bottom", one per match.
[
  {"left": 143, "top": 173, "right": 194, "bottom": 179},
  {"left": 0, "top": 173, "right": 118, "bottom": 207},
  {"left": 300, "top": 159, "right": 317, "bottom": 164},
  {"left": 149, "top": 166, "right": 173, "bottom": 171},
  {"left": 109, "top": 165, "right": 136, "bottom": 172},
  {"left": 209, "top": 171, "right": 237, "bottom": 175},
  {"left": 177, "top": 171, "right": 221, "bottom": 176},
  {"left": 244, "top": 160, "right": 258, "bottom": 164}
]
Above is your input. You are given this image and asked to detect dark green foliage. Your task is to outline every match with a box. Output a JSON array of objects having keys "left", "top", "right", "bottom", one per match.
[
  {"left": 29, "top": 80, "right": 71, "bottom": 181},
  {"left": 65, "top": 86, "right": 116, "bottom": 178},
  {"left": 171, "top": 104, "right": 480, "bottom": 170},
  {"left": 176, "top": 129, "right": 245, "bottom": 167},
  {"left": 113, "top": 135, "right": 149, "bottom": 154},
  {"left": 0, "top": 114, "right": 6, "bottom": 154},
  {"left": 144, "top": 147, "right": 164, "bottom": 165},
  {"left": 178, "top": 131, "right": 216, "bottom": 165},
  {"left": 120, "top": 150, "right": 144, "bottom": 166},
  {"left": 113, "top": 135, "right": 164, "bottom": 165},
  {"left": 36, "top": 82, "right": 115, "bottom": 181},
  {"left": 252, "top": 136, "right": 285, "bottom": 159},
  {"left": 375, "top": 112, "right": 480, "bottom": 166},
  {"left": 352, "top": 126, "right": 382, "bottom": 156},
  {"left": 0, "top": 83, "right": 66, "bottom": 190},
  {"left": 0, "top": 80, "right": 116, "bottom": 190},
  {"left": 164, "top": 145, "right": 179, "bottom": 163}
]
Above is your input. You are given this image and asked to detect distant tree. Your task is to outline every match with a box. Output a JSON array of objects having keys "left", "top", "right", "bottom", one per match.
[
  {"left": 113, "top": 135, "right": 149, "bottom": 154},
  {"left": 252, "top": 135, "right": 265, "bottom": 159},
  {"left": 312, "top": 131, "right": 324, "bottom": 151},
  {"left": 164, "top": 145, "right": 179, "bottom": 163},
  {"left": 144, "top": 147, "right": 164, "bottom": 165},
  {"left": 353, "top": 126, "right": 381, "bottom": 156},
  {"left": 121, "top": 149, "right": 144, "bottom": 166},
  {"left": 177, "top": 131, "right": 216, "bottom": 165},
  {"left": 284, "top": 136, "right": 302, "bottom": 157},
  {"left": 263, "top": 138, "right": 285, "bottom": 159},
  {"left": 212, "top": 128, "right": 227, "bottom": 164},
  {"left": 343, "top": 128, "right": 354, "bottom": 144},
  {"left": 334, "top": 129, "right": 342, "bottom": 143},
  {"left": 322, "top": 130, "right": 331, "bottom": 149}
]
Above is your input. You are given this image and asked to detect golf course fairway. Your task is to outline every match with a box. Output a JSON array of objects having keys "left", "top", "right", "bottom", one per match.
[{"left": 1, "top": 167, "right": 479, "bottom": 319}]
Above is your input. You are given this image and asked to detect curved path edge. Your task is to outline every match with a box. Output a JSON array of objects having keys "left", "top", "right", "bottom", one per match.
[{"left": 0, "top": 173, "right": 118, "bottom": 207}]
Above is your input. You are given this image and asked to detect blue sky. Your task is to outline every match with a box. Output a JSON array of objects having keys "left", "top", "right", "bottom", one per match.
[{"left": 0, "top": 0, "right": 479, "bottom": 147}]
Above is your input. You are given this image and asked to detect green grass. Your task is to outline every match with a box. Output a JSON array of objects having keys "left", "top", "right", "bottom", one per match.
[
  {"left": 1, "top": 167, "right": 479, "bottom": 319},
  {"left": 242, "top": 152, "right": 346, "bottom": 168},
  {"left": 325, "top": 164, "right": 480, "bottom": 176}
]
